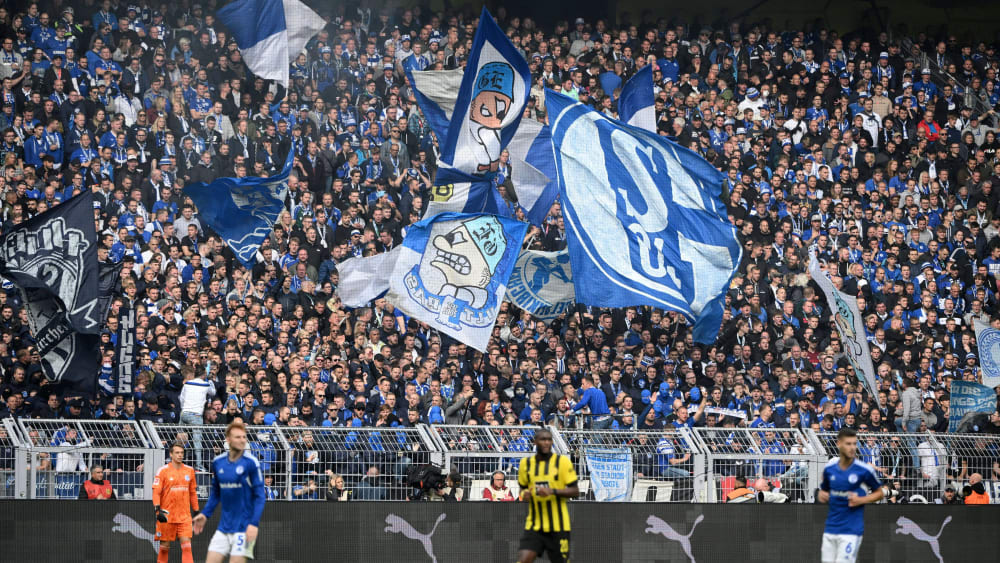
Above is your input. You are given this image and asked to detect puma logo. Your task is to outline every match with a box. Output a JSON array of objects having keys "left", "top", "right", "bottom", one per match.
[
  {"left": 384, "top": 513, "right": 446, "bottom": 563},
  {"left": 644, "top": 514, "right": 704, "bottom": 563},
  {"left": 895, "top": 516, "right": 951, "bottom": 563},
  {"left": 111, "top": 513, "right": 159, "bottom": 553}
]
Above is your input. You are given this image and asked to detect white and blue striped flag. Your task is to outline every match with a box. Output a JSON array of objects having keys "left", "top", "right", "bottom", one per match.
[{"left": 219, "top": 0, "right": 325, "bottom": 86}]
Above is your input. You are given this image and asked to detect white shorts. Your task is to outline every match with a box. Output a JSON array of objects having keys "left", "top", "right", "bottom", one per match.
[
  {"left": 821, "top": 533, "right": 862, "bottom": 563},
  {"left": 208, "top": 530, "right": 255, "bottom": 559}
]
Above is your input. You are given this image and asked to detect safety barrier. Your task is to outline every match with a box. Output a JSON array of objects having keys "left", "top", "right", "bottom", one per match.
[
  {"left": 427, "top": 424, "right": 540, "bottom": 484},
  {"left": 1, "top": 501, "right": 996, "bottom": 562},
  {"left": 4, "top": 418, "right": 999, "bottom": 503},
  {"left": 693, "top": 427, "right": 823, "bottom": 502}
]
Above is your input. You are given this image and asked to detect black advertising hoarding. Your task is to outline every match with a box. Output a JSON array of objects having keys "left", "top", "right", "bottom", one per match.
[{"left": 0, "top": 501, "right": 996, "bottom": 562}]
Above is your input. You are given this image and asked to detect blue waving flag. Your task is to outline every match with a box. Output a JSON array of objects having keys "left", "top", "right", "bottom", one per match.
[
  {"left": 408, "top": 66, "right": 557, "bottom": 226},
  {"left": 618, "top": 64, "right": 656, "bottom": 132},
  {"left": 949, "top": 381, "right": 998, "bottom": 432},
  {"left": 440, "top": 8, "right": 532, "bottom": 176},
  {"left": 545, "top": 90, "right": 741, "bottom": 344},
  {"left": 183, "top": 149, "right": 292, "bottom": 267}
]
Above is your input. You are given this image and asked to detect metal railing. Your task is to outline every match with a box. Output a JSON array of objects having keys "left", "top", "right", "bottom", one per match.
[
  {"left": 814, "top": 431, "right": 946, "bottom": 501},
  {"left": 4, "top": 418, "right": 999, "bottom": 503},
  {"left": 693, "top": 427, "right": 823, "bottom": 503},
  {"left": 145, "top": 423, "right": 438, "bottom": 501},
  {"left": 8, "top": 419, "right": 159, "bottom": 499},
  {"left": 145, "top": 423, "right": 292, "bottom": 500},
  {"left": 428, "top": 424, "right": 541, "bottom": 480},
  {"left": 556, "top": 427, "right": 706, "bottom": 501}
]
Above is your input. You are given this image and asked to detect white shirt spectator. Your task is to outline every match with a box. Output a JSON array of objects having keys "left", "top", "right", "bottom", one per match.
[
  {"left": 917, "top": 439, "right": 945, "bottom": 484},
  {"left": 56, "top": 439, "right": 89, "bottom": 472},
  {"left": 179, "top": 375, "right": 216, "bottom": 416}
]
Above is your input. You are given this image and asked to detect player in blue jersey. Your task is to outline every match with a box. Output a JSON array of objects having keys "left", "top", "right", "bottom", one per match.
[
  {"left": 192, "top": 421, "right": 266, "bottom": 562},
  {"left": 817, "top": 428, "right": 890, "bottom": 563}
]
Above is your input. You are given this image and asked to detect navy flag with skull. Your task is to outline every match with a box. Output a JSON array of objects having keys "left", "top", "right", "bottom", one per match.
[{"left": 0, "top": 191, "right": 101, "bottom": 387}]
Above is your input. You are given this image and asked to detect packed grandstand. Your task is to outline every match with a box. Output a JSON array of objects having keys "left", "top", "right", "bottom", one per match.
[{"left": 0, "top": 1, "right": 999, "bottom": 508}]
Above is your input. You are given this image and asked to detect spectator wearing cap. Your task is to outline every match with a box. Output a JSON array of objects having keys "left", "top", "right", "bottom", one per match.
[
  {"left": 395, "top": 33, "right": 413, "bottom": 63},
  {"left": 913, "top": 67, "right": 939, "bottom": 99},
  {"left": 941, "top": 486, "right": 962, "bottom": 505},
  {"left": 738, "top": 87, "right": 766, "bottom": 120}
]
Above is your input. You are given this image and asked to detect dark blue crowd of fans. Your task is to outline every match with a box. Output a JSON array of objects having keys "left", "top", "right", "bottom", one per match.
[{"left": 0, "top": 2, "right": 998, "bottom": 459}]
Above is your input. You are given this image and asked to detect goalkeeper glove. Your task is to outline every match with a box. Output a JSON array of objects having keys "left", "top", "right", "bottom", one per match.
[{"left": 155, "top": 506, "right": 169, "bottom": 523}]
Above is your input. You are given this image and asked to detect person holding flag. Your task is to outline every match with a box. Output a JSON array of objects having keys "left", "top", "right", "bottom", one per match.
[{"left": 153, "top": 441, "right": 199, "bottom": 563}]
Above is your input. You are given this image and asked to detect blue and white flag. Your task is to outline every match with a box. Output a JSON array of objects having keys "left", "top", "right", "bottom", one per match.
[
  {"left": 504, "top": 118, "right": 559, "bottom": 226},
  {"left": 405, "top": 68, "right": 463, "bottom": 142},
  {"left": 387, "top": 213, "right": 528, "bottom": 352},
  {"left": 184, "top": 149, "right": 293, "bottom": 267},
  {"left": 336, "top": 247, "right": 401, "bottom": 308},
  {"left": 584, "top": 448, "right": 633, "bottom": 502},
  {"left": 973, "top": 318, "right": 1000, "bottom": 389},
  {"left": 425, "top": 165, "right": 510, "bottom": 219},
  {"left": 440, "top": 8, "right": 532, "bottom": 176},
  {"left": 618, "top": 64, "right": 656, "bottom": 132},
  {"left": 949, "top": 381, "right": 997, "bottom": 432},
  {"left": 506, "top": 249, "right": 575, "bottom": 320},
  {"left": 809, "top": 253, "right": 882, "bottom": 408},
  {"left": 218, "top": 0, "right": 325, "bottom": 86},
  {"left": 408, "top": 67, "right": 557, "bottom": 226},
  {"left": 545, "top": 90, "right": 741, "bottom": 344}
]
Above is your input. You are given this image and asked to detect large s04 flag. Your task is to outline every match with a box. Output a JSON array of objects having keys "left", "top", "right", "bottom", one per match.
[
  {"left": 545, "top": 91, "right": 741, "bottom": 344},
  {"left": 219, "top": 0, "right": 325, "bottom": 86}
]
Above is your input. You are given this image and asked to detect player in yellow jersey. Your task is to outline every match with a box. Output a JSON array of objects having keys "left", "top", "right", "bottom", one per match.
[{"left": 516, "top": 428, "right": 579, "bottom": 563}]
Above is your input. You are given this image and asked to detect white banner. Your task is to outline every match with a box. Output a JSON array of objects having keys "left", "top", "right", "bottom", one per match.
[
  {"left": 584, "top": 448, "right": 633, "bottom": 502},
  {"left": 705, "top": 406, "right": 747, "bottom": 420},
  {"left": 336, "top": 248, "right": 401, "bottom": 308},
  {"left": 809, "top": 254, "right": 881, "bottom": 408}
]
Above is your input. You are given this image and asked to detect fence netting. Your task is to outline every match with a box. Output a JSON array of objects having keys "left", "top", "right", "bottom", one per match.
[{"left": 3, "top": 419, "right": 998, "bottom": 503}]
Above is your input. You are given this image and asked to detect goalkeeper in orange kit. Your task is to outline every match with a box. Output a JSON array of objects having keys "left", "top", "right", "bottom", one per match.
[{"left": 153, "top": 442, "right": 200, "bottom": 563}]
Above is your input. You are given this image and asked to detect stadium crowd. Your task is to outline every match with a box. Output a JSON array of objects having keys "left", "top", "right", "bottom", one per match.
[{"left": 0, "top": 1, "right": 999, "bottom": 498}]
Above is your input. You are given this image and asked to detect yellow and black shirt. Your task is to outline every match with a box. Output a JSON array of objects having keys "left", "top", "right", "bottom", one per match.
[{"left": 517, "top": 453, "right": 578, "bottom": 533}]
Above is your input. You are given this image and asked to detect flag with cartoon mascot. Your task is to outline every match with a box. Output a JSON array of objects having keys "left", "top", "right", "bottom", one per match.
[{"left": 387, "top": 213, "right": 528, "bottom": 351}]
